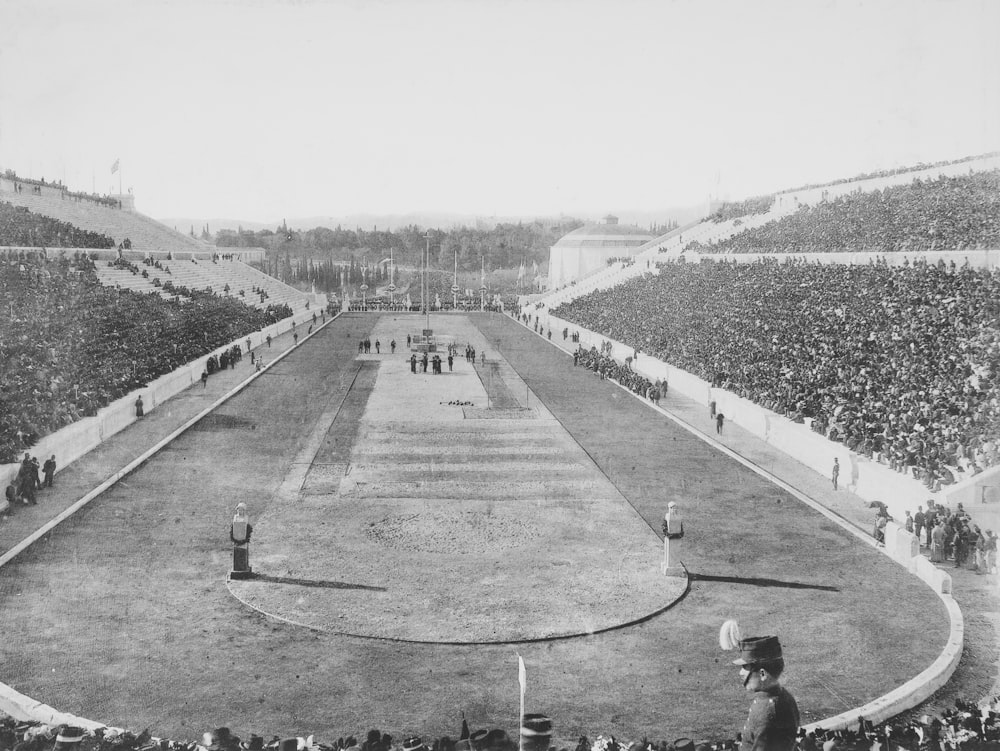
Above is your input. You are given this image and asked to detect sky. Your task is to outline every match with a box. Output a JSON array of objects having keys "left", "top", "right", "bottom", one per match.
[{"left": 0, "top": 0, "right": 998, "bottom": 225}]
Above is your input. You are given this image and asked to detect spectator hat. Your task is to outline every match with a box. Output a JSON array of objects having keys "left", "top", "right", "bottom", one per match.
[
  {"left": 520, "top": 715, "right": 552, "bottom": 741},
  {"left": 241, "top": 737, "right": 265, "bottom": 751},
  {"left": 520, "top": 715, "right": 552, "bottom": 751},
  {"left": 668, "top": 501, "right": 677, "bottom": 508},
  {"left": 201, "top": 734, "right": 222, "bottom": 751},
  {"left": 469, "top": 731, "right": 489, "bottom": 751},
  {"left": 403, "top": 738, "right": 427, "bottom": 751},
  {"left": 672, "top": 740, "right": 694, "bottom": 751},
  {"left": 215, "top": 729, "right": 236, "bottom": 747},
  {"left": 277, "top": 740, "right": 298, "bottom": 751},
  {"left": 732, "top": 635, "right": 783, "bottom": 666},
  {"left": 54, "top": 727, "right": 86, "bottom": 750}
]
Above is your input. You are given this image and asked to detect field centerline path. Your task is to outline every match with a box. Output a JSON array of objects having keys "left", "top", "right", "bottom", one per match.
[{"left": 273, "top": 361, "right": 365, "bottom": 502}]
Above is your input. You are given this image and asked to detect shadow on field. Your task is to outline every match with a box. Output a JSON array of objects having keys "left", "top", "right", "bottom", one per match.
[
  {"left": 247, "top": 573, "right": 387, "bottom": 592},
  {"left": 687, "top": 572, "right": 840, "bottom": 592}
]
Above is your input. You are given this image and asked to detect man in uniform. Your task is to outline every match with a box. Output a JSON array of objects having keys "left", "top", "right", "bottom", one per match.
[{"left": 734, "top": 634, "right": 799, "bottom": 751}]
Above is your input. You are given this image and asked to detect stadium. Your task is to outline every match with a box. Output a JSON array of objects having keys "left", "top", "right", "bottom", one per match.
[{"left": 1, "top": 3, "right": 1000, "bottom": 751}]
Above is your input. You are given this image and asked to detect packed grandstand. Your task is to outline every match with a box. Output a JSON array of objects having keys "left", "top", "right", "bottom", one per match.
[
  {"left": 1, "top": 153, "right": 999, "bottom": 750},
  {"left": 5, "top": 698, "right": 1000, "bottom": 751}
]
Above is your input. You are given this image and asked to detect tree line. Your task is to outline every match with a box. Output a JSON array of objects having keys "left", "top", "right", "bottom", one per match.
[{"left": 213, "top": 219, "right": 583, "bottom": 272}]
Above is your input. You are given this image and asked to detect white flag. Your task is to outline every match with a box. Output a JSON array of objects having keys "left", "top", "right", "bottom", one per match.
[{"left": 111, "top": 159, "right": 119, "bottom": 174}]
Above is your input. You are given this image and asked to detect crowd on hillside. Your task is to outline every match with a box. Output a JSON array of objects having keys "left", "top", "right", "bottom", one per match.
[
  {"left": 0, "top": 201, "right": 115, "bottom": 249},
  {"left": 690, "top": 171, "right": 1000, "bottom": 254},
  {"left": 0, "top": 253, "right": 290, "bottom": 464},
  {"left": 552, "top": 257, "right": 1000, "bottom": 487},
  {"left": 4, "top": 696, "right": 1000, "bottom": 751}
]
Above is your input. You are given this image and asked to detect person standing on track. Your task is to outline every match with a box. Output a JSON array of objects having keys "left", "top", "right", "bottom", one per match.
[{"left": 43, "top": 455, "right": 56, "bottom": 487}]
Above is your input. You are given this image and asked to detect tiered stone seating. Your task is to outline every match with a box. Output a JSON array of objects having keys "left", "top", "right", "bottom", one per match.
[
  {"left": 534, "top": 153, "right": 1000, "bottom": 309},
  {"left": 91, "top": 252, "right": 311, "bottom": 311},
  {"left": 93, "top": 263, "right": 176, "bottom": 301},
  {"left": 0, "top": 180, "right": 211, "bottom": 255}
]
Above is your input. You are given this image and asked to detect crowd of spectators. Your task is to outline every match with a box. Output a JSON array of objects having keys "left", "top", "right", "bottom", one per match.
[
  {"left": 706, "top": 195, "right": 774, "bottom": 224},
  {"left": 575, "top": 345, "right": 664, "bottom": 405},
  {"left": 690, "top": 171, "right": 1000, "bottom": 254},
  {"left": 3, "top": 696, "right": 1000, "bottom": 751},
  {"left": 1, "top": 253, "right": 291, "bottom": 464},
  {"left": 3, "top": 169, "right": 122, "bottom": 208},
  {"left": 776, "top": 151, "right": 999, "bottom": 196},
  {"left": 103, "top": 257, "right": 292, "bottom": 317},
  {"left": 552, "top": 257, "right": 1000, "bottom": 487},
  {"left": 0, "top": 202, "right": 115, "bottom": 249}
]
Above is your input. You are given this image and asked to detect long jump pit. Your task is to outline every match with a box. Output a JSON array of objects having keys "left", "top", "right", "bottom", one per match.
[{"left": 228, "top": 315, "right": 686, "bottom": 643}]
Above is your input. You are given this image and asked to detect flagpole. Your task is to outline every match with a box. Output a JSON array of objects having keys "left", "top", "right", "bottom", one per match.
[{"left": 517, "top": 655, "right": 526, "bottom": 751}]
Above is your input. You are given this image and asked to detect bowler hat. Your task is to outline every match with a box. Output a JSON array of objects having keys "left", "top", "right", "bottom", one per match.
[
  {"left": 520, "top": 716, "right": 552, "bottom": 740},
  {"left": 403, "top": 738, "right": 427, "bottom": 751},
  {"left": 242, "top": 737, "right": 265, "bottom": 751},
  {"left": 54, "top": 727, "right": 86, "bottom": 750},
  {"left": 732, "top": 635, "right": 783, "bottom": 666},
  {"left": 469, "top": 731, "right": 488, "bottom": 751},
  {"left": 672, "top": 740, "right": 694, "bottom": 751}
]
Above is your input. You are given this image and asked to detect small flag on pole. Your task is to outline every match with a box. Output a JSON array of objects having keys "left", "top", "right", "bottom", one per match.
[{"left": 111, "top": 159, "right": 120, "bottom": 174}]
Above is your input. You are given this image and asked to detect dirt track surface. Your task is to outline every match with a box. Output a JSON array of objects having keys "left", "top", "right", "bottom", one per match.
[{"left": 0, "top": 313, "right": 954, "bottom": 745}]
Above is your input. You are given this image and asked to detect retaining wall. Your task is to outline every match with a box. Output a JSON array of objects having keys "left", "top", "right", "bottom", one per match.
[{"left": 541, "top": 312, "right": 985, "bottom": 523}]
